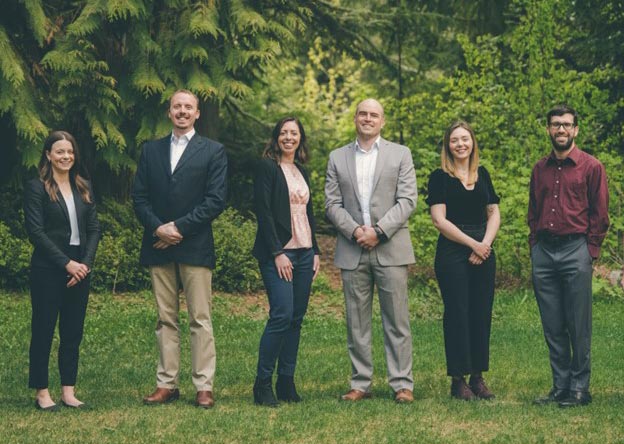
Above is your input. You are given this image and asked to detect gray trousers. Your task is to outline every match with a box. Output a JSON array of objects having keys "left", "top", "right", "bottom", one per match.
[
  {"left": 531, "top": 236, "right": 593, "bottom": 392},
  {"left": 341, "top": 251, "right": 414, "bottom": 392}
]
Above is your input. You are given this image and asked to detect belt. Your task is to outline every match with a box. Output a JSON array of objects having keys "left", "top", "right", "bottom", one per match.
[{"left": 537, "top": 232, "right": 584, "bottom": 245}]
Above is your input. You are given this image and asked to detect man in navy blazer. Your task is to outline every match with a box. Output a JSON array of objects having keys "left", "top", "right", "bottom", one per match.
[{"left": 132, "top": 89, "right": 227, "bottom": 409}]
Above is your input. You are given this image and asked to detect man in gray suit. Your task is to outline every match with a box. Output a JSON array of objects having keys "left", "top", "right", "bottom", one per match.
[{"left": 325, "top": 98, "right": 417, "bottom": 403}]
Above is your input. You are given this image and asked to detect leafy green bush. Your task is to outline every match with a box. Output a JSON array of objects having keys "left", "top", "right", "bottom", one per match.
[
  {"left": 90, "top": 198, "right": 150, "bottom": 293},
  {"left": 0, "top": 220, "right": 32, "bottom": 289},
  {"left": 212, "top": 207, "right": 263, "bottom": 293}
]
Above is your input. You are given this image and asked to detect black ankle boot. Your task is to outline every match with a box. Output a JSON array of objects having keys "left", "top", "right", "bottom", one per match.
[
  {"left": 253, "top": 377, "right": 278, "bottom": 407},
  {"left": 275, "top": 374, "right": 301, "bottom": 402}
]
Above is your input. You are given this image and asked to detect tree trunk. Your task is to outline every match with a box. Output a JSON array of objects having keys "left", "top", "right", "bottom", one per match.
[{"left": 197, "top": 99, "right": 221, "bottom": 140}]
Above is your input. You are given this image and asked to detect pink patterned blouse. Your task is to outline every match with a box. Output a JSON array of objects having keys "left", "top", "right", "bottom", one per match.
[{"left": 280, "top": 163, "right": 312, "bottom": 249}]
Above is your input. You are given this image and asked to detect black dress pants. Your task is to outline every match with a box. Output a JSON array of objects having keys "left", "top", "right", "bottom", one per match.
[
  {"left": 29, "top": 247, "right": 90, "bottom": 389},
  {"left": 434, "top": 225, "right": 496, "bottom": 377}
]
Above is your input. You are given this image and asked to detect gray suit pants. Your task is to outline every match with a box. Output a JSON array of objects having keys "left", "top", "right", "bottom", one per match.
[
  {"left": 341, "top": 250, "right": 414, "bottom": 392},
  {"left": 531, "top": 236, "right": 593, "bottom": 392}
]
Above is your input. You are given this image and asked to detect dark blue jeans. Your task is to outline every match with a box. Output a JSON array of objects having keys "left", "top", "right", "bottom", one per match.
[{"left": 256, "top": 248, "right": 314, "bottom": 379}]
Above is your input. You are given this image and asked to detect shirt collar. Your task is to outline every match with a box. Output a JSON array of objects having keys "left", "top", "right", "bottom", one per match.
[
  {"left": 171, "top": 128, "right": 195, "bottom": 144},
  {"left": 355, "top": 136, "right": 381, "bottom": 154},
  {"left": 547, "top": 144, "right": 579, "bottom": 165}
]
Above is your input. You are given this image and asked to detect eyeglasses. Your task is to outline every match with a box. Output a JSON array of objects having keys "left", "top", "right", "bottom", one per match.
[{"left": 549, "top": 122, "right": 575, "bottom": 130}]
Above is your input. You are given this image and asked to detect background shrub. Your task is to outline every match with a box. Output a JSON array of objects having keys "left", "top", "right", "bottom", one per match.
[
  {"left": 212, "top": 207, "right": 262, "bottom": 293},
  {"left": 0, "top": 220, "right": 31, "bottom": 289}
]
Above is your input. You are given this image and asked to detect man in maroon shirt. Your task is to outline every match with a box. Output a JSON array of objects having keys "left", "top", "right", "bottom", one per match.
[{"left": 529, "top": 104, "right": 609, "bottom": 408}]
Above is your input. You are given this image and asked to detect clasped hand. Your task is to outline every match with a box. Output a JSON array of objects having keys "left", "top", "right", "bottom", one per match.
[
  {"left": 65, "top": 260, "right": 90, "bottom": 288},
  {"left": 153, "top": 222, "right": 183, "bottom": 249},
  {"left": 355, "top": 226, "right": 379, "bottom": 250},
  {"left": 469, "top": 241, "right": 491, "bottom": 265}
]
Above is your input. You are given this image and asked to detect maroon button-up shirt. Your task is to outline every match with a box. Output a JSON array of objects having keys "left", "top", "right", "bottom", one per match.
[{"left": 528, "top": 146, "right": 609, "bottom": 258}]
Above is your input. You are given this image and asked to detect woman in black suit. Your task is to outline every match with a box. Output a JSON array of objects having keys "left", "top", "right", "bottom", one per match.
[
  {"left": 23, "top": 131, "right": 100, "bottom": 411},
  {"left": 426, "top": 121, "right": 500, "bottom": 401},
  {"left": 251, "top": 117, "right": 321, "bottom": 406}
]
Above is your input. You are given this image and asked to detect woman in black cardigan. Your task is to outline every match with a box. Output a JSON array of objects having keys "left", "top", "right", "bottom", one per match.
[
  {"left": 251, "top": 117, "right": 320, "bottom": 406},
  {"left": 23, "top": 131, "right": 100, "bottom": 411}
]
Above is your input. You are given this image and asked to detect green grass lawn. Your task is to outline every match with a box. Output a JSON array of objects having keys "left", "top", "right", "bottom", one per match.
[{"left": 1, "top": 286, "right": 623, "bottom": 444}]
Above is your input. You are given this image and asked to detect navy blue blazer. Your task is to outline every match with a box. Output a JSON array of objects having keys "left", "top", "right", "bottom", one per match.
[
  {"left": 252, "top": 157, "right": 320, "bottom": 263},
  {"left": 132, "top": 133, "right": 227, "bottom": 268},
  {"left": 23, "top": 178, "right": 100, "bottom": 270}
]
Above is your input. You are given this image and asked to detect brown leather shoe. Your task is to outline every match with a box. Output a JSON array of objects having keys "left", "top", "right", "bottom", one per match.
[
  {"left": 450, "top": 377, "right": 476, "bottom": 401},
  {"left": 340, "top": 389, "right": 372, "bottom": 401},
  {"left": 469, "top": 375, "right": 495, "bottom": 400},
  {"left": 394, "top": 388, "right": 414, "bottom": 403},
  {"left": 195, "top": 390, "right": 215, "bottom": 409},
  {"left": 143, "top": 387, "right": 180, "bottom": 405}
]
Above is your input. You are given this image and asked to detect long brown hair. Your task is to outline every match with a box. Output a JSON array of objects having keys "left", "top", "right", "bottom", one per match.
[
  {"left": 38, "top": 131, "right": 92, "bottom": 203},
  {"left": 262, "top": 117, "right": 309, "bottom": 164},
  {"left": 441, "top": 120, "right": 480, "bottom": 185}
]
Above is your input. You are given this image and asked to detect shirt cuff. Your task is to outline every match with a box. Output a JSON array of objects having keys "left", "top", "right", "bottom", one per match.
[
  {"left": 374, "top": 225, "right": 388, "bottom": 242},
  {"left": 587, "top": 243, "right": 600, "bottom": 260}
]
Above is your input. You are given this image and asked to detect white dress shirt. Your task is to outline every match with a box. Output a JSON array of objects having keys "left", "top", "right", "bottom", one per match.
[
  {"left": 170, "top": 128, "right": 196, "bottom": 173},
  {"left": 64, "top": 193, "right": 81, "bottom": 246},
  {"left": 355, "top": 137, "right": 380, "bottom": 226}
]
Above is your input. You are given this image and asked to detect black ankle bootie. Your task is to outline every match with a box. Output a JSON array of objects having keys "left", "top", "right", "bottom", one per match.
[
  {"left": 275, "top": 374, "right": 301, "bottom": 403},
  {"left": 253, "top": 377, "right": 278, "bottom": 407}
]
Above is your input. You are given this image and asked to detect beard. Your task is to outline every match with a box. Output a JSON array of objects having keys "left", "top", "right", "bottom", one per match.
[{"left": 550, "top": 133, "right": 574, "bottom": 152}]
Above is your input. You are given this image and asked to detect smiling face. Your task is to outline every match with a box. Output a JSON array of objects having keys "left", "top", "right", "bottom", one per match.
[
  {"left": 168, "top": 91, "right": 200, "bottom": 135},
  {"left": 277, "top": 120, "right": 301, "bottom": 162},
  {"left": 46, "top": 139, "right": 75, "bottom": 176},
  {"left": 354, "top": 99, "right": 385, "bottom": 142},
  {"left": 548, "top": 112, "right": 578, "bottom": 152},
  {"left": 448, "top": 127, "right": 474, "bottom": 162}
]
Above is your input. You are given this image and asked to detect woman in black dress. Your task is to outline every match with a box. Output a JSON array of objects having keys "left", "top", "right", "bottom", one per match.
[
  {"left": 426, "top": 121, "right": 500, "bottom": 400},
  {"left": 23, "top": 131, "right": 100, "bottom": 410}
]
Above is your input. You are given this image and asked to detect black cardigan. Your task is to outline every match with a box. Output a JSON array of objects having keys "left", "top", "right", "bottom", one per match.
[{"left": 251, "top": 157, "right": 320, "bottom": 262}]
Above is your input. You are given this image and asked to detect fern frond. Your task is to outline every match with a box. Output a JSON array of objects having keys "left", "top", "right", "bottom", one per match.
[
  {"left": 0, "top": 28, "right": 26, "bottom": 86},
  {"left": 189, "top": 3, "right": 222, "bottom": 39},
  {"left": 22, "top": 0, "right": 48, "bottom": 44},
  {"left": 105, "top": 0, "right": 147, "bottom": 21}
]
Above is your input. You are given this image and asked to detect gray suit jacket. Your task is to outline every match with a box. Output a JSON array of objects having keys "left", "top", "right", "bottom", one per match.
[{"left": 325, "top": 138, "right": 417, "bottom": 270}]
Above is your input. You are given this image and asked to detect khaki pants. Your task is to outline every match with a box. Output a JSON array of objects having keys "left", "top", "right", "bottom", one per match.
[{"left": 150, "top": 263, "right": 215, "bottom": 391}]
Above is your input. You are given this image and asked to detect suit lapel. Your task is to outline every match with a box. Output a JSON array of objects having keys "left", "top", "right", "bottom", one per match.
[
  {"left": 371, "top": 138, "right": 388, "bottom": 193},
  {"left": 72, "top": 186, "right": 85, "bottom": 228},
  {"left": 172, "top": 133, "right": 202, "bottom": 175},
  {"left": 158, "top": 136, "right": 172, "bottom": 178},
  {"left": 56, "top": 190, "right": 70, "bottom": 224},
  {"left": 345, "top": 143, "right": 361, "bottom": 202}
]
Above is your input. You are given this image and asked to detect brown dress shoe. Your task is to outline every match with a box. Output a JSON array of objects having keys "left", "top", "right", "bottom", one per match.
[
  {"left": 469, "top": 376, "right": 495, "bottom": 400},
  {"left": 143, "top": 388, "right": 180, "bottom": 405},
  {"left": 394, "top": 388, "right": 414, "bottom": 403},
  {"left": 196, "top": 390, "right": 215, "bottom": 409},
  {"left": 340, "top": 389, "right": 372, "bottom": 401},
  {"left": 450, "top": 377, "right": 476, "bottom": 401}
]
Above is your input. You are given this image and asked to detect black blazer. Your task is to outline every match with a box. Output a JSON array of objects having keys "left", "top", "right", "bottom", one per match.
[
  {"left": 252, "top": 157, "right": 320, "bottom": 262},
  {"left": 23, "top": 178, "right": 100, "bottom": 270},
  {"left": 132, "top": 133, "right": 227, "bottom": 268}
]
